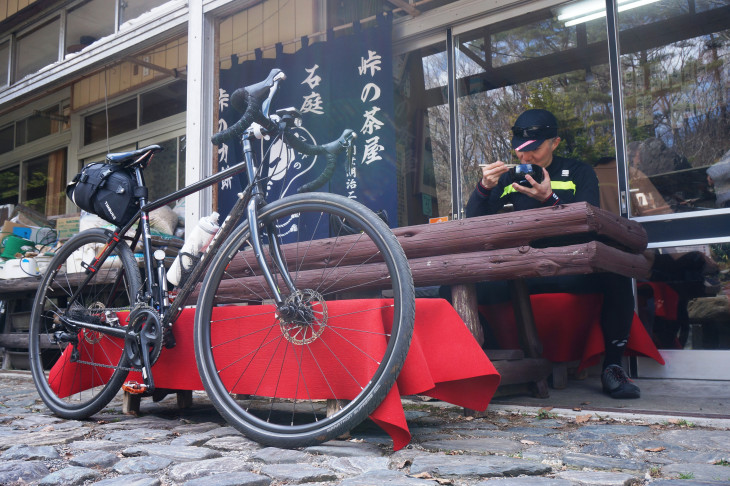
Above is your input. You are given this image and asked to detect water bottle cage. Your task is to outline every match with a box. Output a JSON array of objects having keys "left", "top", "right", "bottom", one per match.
[{"left": 176, "top": 251, "right": 200, "bottom": 288}]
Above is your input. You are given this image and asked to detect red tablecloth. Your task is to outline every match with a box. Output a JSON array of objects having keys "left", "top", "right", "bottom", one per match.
[
  {"left": 50, "top": 299, "right": 499, "bottom": 450},
  {"left": 480, "top": 293, "right": 665, "bottom": 371}
]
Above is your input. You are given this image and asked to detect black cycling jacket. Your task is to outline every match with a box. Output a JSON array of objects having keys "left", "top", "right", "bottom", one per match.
[{"left": 465, "top": 155, "right": 600, "bottom": 217}]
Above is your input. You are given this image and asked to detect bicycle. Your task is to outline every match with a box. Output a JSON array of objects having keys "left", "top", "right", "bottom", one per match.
[{"left": 29, "top": 68, "right": 416, "bottom": 448}]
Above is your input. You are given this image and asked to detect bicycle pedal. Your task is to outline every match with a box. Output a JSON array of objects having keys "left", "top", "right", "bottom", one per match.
[{"left": 122, "top": 381, "right": 148, "bottom": 394}]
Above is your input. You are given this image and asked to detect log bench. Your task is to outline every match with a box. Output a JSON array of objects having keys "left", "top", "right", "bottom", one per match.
[{"left": 213, "top": 201, "right": 652, "bottom": 398}]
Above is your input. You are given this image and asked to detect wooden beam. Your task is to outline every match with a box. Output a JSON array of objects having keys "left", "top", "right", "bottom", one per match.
[
  {"left": 384, "top": 0, "right": 420, "bottom": 17},
  {"left": 122, "top": 56, "right": 187, "bottom": 80}
]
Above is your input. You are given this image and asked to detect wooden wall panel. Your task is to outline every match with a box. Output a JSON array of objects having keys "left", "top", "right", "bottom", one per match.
[
  {"left": 71, "top": 36, "right": 188, "bottom": 111},
  {"left": 219, "top": 0, "right": 317, "bottom": 63},
  {"left": 0, "top": 0, "right": 36, "bottom": 23}
]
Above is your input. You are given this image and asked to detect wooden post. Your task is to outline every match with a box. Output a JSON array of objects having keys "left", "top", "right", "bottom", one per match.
[
  {"left": 123, "top": 391, "right": 141, "bottom": 414},
  {"left": 508, "top": 279, "right": 550, "bottom": 398},
  {"left": 450, "top": 283, "right": 484, "bottom": 346}
]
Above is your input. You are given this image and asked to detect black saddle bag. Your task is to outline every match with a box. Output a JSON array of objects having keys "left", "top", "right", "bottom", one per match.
[{"left": 66, "top": 163, "right": 138, "bottom": 226}]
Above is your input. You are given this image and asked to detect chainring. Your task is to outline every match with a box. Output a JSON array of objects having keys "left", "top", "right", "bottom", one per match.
[{"left": 124, "top": 307, "right": 164, "bottom": 368}]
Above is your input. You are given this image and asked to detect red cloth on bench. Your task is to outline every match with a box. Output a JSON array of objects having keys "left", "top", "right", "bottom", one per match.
[
  {"left": 479, "top": 293, "right": 665, "bottom": 371},
  {"left": 49, "top": 298, "right": 499, "bottom": 451}
]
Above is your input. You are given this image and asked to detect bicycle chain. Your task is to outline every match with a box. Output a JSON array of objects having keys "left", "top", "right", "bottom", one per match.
[{"left": 67, "top": 303, "right": 156, "bottom": 373}]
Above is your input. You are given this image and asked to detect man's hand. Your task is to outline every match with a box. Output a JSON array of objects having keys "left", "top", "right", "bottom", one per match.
[
  {"left": 512, "top": 167, "right": 552, "bottom": 201},
  {"left": 479, "top": 161, "right": 511, "bottom": 190}
]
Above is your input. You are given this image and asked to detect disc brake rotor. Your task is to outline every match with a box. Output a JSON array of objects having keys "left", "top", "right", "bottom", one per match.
[{"left": 278, "top": 289, "right": 328, "bottom": 345}]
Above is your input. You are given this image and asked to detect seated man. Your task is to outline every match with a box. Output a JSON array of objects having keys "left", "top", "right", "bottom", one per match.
[{"left": 465, "top": 108, "right": 640, "bottom": 399}]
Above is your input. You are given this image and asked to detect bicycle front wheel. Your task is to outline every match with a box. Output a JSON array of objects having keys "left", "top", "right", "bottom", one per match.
[
  {"left": 195, "top": 193, "right": 415, "bottom": 448},
  {"left": 29, "top": 228, "right": 142, "bottom": 419}
]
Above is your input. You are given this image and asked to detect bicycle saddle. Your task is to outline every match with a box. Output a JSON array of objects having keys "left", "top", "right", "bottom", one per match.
[{"left": 106, "top": 145, "right": 163, "bottom": 167}]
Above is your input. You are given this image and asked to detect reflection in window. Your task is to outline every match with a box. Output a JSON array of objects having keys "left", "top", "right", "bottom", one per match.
[
  {"left": 142, "top": 136, "right": 186, "bottom": 204},
  {"left": 393, "top": 42, "right": 451, "bottom": 226},
  {"left": 620, "top": 0, "right": 730, "bottom": 214},
  {"left": 140, "top": 80, "right": 187, "bottom": 125},
  {"left": 0, "top": 41, "right": 8, "bottom": 87},
  {"left": 84, "top": 99, "right": 137, "bottom": 145},
  {"left": 15, "top": 106, "right": 63, "bottom": 147},
  {"left": 0, "top": 125, "right": 13, "bottom": 155},
  {"left": 22, "top": 150, "right": 67, "bottom": 217},
  {"left": 15, "top": 18, "right": 61, "bottom": 81},
  {"left": 0, "top": 166, "right": 19, "bottom": 206},
  {"left": 456, "top": 1, "right": 614, "bottom": 211},
  {"left": 119, "top": 0, "right": 169, "bottom": 26},
  {"left": 640, "top": 243, "right": 730, "bottom": 350},
  {"left": 65, "top": 0, "right": 116, "bottom": 56}
]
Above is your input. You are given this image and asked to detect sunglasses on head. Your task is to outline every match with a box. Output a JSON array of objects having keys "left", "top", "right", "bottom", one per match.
[{"left": 511, "top": 125, "right": 553, "bottom": 138}]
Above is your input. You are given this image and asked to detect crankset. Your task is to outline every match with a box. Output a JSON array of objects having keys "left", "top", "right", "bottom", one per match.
[{"left": 124, "top": 306, "right": 164, "bottom": 392}]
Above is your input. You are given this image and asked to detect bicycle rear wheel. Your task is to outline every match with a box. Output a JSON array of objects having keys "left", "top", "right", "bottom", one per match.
[
  {"left": 29, "top": 228, "right": 142, "bottom": 419},
  {"left": 195, "top": 192, "right": 415, "bottom": 448}
]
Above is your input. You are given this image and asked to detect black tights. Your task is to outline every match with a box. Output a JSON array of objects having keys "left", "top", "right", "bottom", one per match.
[{"left": 444, "top": 273, "right": 635, "bottom": 369}]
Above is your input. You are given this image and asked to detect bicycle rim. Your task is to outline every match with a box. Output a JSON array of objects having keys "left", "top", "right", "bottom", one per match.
[
  {"left": 195, "top": 192, "right": 415, "bottom": 448},
  {"left": 29, "top": 228, "right": 142, "bottom": 419}
]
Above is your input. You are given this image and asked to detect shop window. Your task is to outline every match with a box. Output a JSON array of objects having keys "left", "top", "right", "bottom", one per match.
[
  {"left": 84, "top": 99, "right": 137, "bottom": 145},
  {"left": 0, "top": 166, "right": 19, "bottom": 206},
  {"left": 455, "top": 1, "right": 614, "bottom": 212},
  {"left": 142, "top": 135, "right": 186, "bottom": 203},
  {"left": 65, "top": 0, "right": 116, "bottom": 57},
  {"left": 140, "top": 80, "right": 187, "bottom": 125},
  {"left": 0, "top": 41, "right": 8, "bottom": 87},
  {"left": 639, "top": 243, "right": 730, "bottom": 350},
  {"left": 119, "top": 0, "right": 170, "bottom": 26},
  {"left": 619, "top": 0, "right": 730, "bottom": 215},
  {"left": 15, "top": 106, "right": 63, "bottom": 147},
  {"left": 14, "top": 18, "right": 61, "bottom": 81},
  {"left": 394, "top": 41, "right": 451, "bottom": 226},
  {"left": 0, "top": 125, "right": 13, "bottom": 155},
  {"left": 22, "top": 150, "right": 67, "bottom": 217}
]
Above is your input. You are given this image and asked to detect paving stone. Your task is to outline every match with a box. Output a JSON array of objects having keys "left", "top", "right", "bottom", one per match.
[
  {"left": 338, "top": 469, "right": 434, "bottom": 485},
  {"left": 661, "top": 463, "right": 730, "bottom": 482},
  {"left": 658, "top": 429, "right": 730, "bottom": 452},
  {"left": 113, "top": 455, "right": 173, "bottom": 474},
  {"left": 122, "top": 444, "right": 222, "bottom": 461},
  {"left": 87, "top": 473, "right": 161, "bottom": 486},
  {"left": 68, "top": 439, "right": 122, "bottom": 451},
  {"left": 168, "top": 457, "right": 254, "bottom": 482},
  {"left": 0, "top": 428, "right": 90, "bottom": 449},
  {"left": 579, "top": 441, "right": 635, "bottom": 458},
  {"left": 171, "top": 422, "right": 223, "bottom": 434},
  {"left": 258, "top": 463, "right": 338, "bottom": 483},
  {"left": 10, "top": 414, "right": 62, "bottom": 427},
  {"left": 37, "top": 466, "right": 102, "bottom": 486},
  {"left": 305, "top": 440, "right": 384, "bottom": 457},
  {"left": 69, "top": 449, "right": 120, "bottom": 468},
  {"left": 182, "top": 471, "right": 272, "bottom": 486},
  {"left": 555, "top": 470, "right": 640, "bottom": 485},
  {"left": 474, "top": 478, "right": 571, "bottom": 485},
  {"left": 409, "top": 453, "right": 552, "bottom": 478},
  {"left": 649, "top": 480, "right": 730, "bottom": 485},
  {"left": 204, "top": 435, "right": 261, "bottom": 451},
  {"left": 419, "top": 437, "right": 523, "bottom": 455},
  {"left": 328, "top": 455, "right": 391, "bottom": 475},
  {"left": 1, "top": 444, "right": 60, "bottom": 460},
  {"left": 562, "top": 452, "right": 646, "bottom": 472},
  {"left": 103, "top": 428, "right": 173, "bottom": 444},
  {"left": 0, "top": 459, "right": 50, "bottom": 484},
  {"left": 251, "top": 446, "right": 312, "bottom": 463}
]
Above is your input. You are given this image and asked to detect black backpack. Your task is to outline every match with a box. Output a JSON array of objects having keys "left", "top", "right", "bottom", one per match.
[{"left": 66, "top": 163, "right": 138, "bottom": 226}]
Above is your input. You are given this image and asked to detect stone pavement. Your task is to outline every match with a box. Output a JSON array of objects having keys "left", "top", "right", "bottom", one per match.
[{"left": 1, "top": 370, "right": 729, "bottom": 486}]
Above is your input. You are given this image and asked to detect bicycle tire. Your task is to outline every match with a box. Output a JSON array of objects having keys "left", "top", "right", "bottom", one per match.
[
  {"left": 195, "top": 192, "right": 415, "bottom": 448},
  {"left": 29, "top": 228, "right": 142, "bottom": 419}
]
